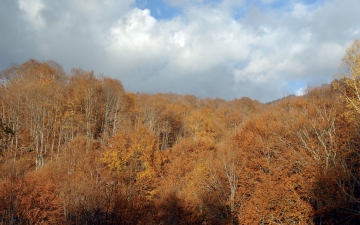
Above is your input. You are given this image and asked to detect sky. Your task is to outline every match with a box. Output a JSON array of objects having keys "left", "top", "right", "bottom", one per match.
[{"left": 0, "top": 0, "right": 359, "bottom": 102}]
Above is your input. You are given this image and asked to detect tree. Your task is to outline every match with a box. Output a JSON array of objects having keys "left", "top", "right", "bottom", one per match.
[
  {"left": 329, "top": 39, "right": 360, "bottom": 223},
  {"left": 333, "top": 39, "right": 360, "bottom": 118},
  {"left": 102, "top": 126, "right": 158, "bottom": 202},
  {"left": 101, "top": 77, "right": 129, "bottom": 140},
  {"left": 0, "top": 59, "right": 67, "bottom": 169},
  {"left": 67, "top": 69, "right": 103, "bottom": 153}
]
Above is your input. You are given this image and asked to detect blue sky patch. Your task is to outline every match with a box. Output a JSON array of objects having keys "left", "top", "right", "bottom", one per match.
[{"left": 135, "top": 0, "right": 182, "bottom": 20}]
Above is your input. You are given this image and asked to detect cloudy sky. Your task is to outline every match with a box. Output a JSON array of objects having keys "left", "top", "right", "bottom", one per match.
[{"left": 1, "top": 0, "right": 359, "bottom": 102}]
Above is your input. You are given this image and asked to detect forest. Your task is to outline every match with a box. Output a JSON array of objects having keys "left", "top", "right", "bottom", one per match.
[{"left": 0, "top": 40, "right": 360, "bottom": 224}]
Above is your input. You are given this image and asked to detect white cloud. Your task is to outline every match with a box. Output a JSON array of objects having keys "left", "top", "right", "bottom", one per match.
[
  {"left": 108, "top": 8, "right": 156, "bottom": 49},
  {"left": 2, "top": 0, "right": 360, "bottom": 102},
  {"left": 291, "top": 2, "right": 314, "bottom": 19},
  {"left": 171, "top": 31, "right": 186, "bottom": 47},
  {"left": 18, "top": 0, "right": 45, "bottom": 29},
  {"left": 296, "top": 86, "right": 306, "bottom": 96},
  {"left": 102, "top": 5, "right": 257, "bottom": 98}
]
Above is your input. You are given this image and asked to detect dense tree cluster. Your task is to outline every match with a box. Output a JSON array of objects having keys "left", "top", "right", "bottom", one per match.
[{"left": 1, "top": 40, "right": 360, "bottom": 224}]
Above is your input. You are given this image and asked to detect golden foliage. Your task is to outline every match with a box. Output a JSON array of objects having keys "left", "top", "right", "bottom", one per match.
[
  {"left": 333, "top": 39, "right": 360, "bottom": 120},
  {"left": 1, "top": 57, "right": 360, "bottom": 224}
]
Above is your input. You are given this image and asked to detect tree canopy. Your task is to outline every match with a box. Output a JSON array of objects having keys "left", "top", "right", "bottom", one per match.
[{"left": 1, "top": 40, "right": 360, "bottom": 224}]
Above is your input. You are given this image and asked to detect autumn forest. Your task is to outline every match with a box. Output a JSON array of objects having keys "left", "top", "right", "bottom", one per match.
[{"left": 1, "top": 40, "right": 360, "bottom": 224}]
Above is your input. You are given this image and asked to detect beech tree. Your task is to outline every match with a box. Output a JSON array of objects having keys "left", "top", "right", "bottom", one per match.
[
  {"left": 102, "top": 126, "right": 158, "bottom": 202},
  {"left": 333, "top": 39, "right": 360, "bottom": 118},
  {"left": 101, "top": 77, "right": 129, "bottom": 139},
  {"left": 67, "top": 69, "right": 103, "bottom": 153}
]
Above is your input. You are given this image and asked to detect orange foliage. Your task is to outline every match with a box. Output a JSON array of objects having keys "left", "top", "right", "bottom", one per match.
[{"left": 1, "top": 56, "right": 360, "bottom": 224}]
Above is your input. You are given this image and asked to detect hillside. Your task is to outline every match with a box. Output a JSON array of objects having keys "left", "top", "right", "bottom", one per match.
[{"left": 1, "top": 40, "right": 360, "bottom": 224}]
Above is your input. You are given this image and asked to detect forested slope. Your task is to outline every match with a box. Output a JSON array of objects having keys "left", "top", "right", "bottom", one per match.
[{"left": 1, "top": 40, "right": 360, "bottom": 224}]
